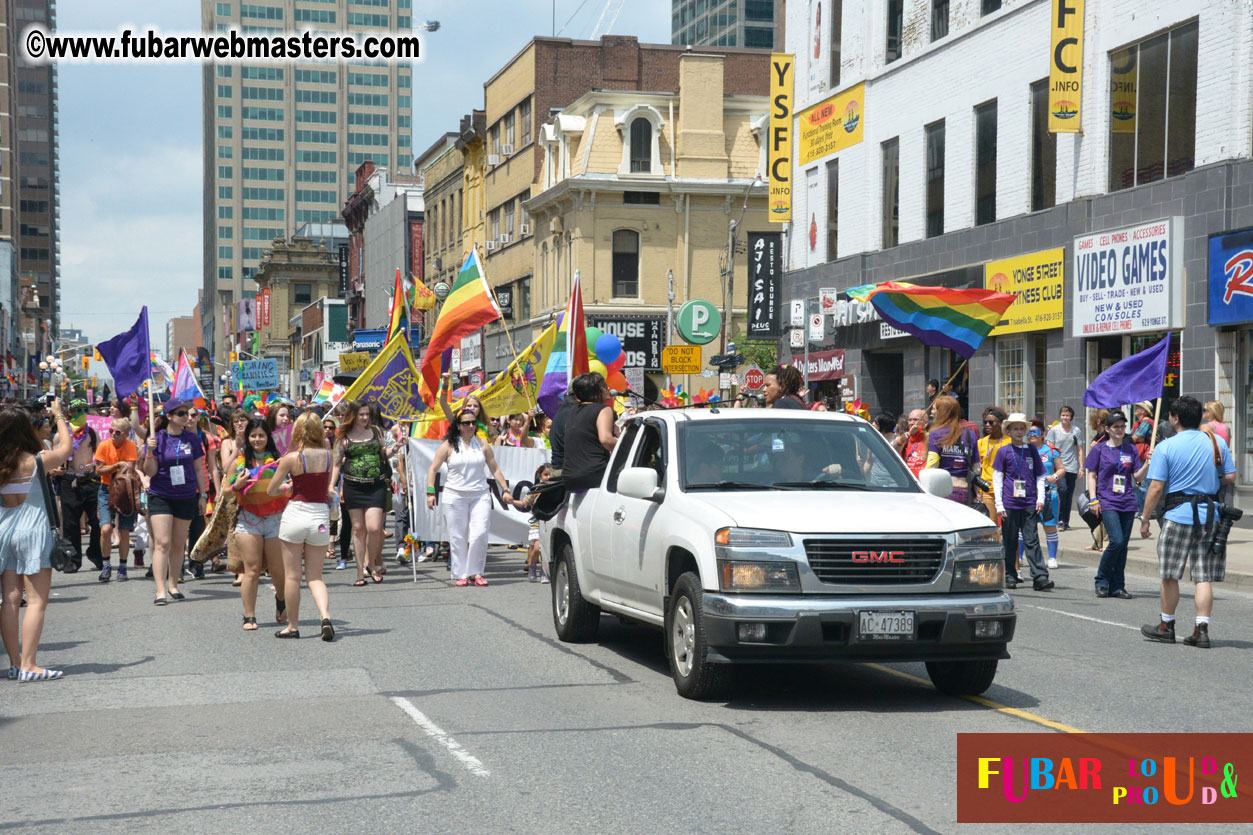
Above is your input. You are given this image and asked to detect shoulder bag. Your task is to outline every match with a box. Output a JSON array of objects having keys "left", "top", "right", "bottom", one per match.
[{"left": 35, "top": 456, "right": 77, "bottom": 572}]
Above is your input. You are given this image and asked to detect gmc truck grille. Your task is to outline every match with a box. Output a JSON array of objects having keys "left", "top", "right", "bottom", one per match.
[{"left": 802, "top": 537, "right": 947, "bottom": 585}]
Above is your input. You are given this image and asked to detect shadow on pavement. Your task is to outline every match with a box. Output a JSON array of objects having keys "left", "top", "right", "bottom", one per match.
[{"left": 58, "top": 655, "right": 156, "bottom": 676}]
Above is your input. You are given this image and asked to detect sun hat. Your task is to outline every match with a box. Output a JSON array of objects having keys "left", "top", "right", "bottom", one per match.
[{"left": 1003, "top": 412, "right": 1029, "bottom": 430}]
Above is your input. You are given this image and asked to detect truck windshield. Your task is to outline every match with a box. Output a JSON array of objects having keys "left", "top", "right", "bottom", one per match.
[{"left": 679, "top": 419, "right": 918, "bottom": 493}]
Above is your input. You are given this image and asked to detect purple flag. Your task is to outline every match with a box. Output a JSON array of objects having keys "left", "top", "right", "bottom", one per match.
[
  {"left": 96, "top": 307, "right": 152, "bottom": 398},
  {"left": 1082, "top": 336, "right": 1171, "bottom": 409}
]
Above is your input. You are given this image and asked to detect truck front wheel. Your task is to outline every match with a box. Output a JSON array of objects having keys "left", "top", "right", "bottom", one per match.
[
  {"left": 666, "top": 572, "right": 730, "bottom": 700},
  {"left": 925, "top": 659, "right": 998, "bottom": 695},
  {"left": 553, "top": 541, "right": 600, "bottom": 643}
]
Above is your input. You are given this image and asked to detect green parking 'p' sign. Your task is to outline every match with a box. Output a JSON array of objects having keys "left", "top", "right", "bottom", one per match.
[{"left": 676, "top": 300, "right": 722, "bottom": 346}]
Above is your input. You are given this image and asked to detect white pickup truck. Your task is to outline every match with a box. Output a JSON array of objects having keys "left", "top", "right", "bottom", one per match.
[{"left": 542, "top": 409, "right": 1015, "bottom": 700}]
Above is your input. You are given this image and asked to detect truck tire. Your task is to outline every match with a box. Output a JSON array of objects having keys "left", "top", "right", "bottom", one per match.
[
  {"left": 666, "top": 572, "right": 730, "bottom": 700},
  {"left": 552, "top": 541, "right": 600, "bottom": 643},
  {"left": 925, "top": 659, "right": 998, "bottom": 695}
]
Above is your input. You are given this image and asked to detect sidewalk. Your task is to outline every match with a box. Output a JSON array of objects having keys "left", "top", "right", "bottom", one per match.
[{"left": 1055, "top": 521, "right": 1253, "bottom": 592}]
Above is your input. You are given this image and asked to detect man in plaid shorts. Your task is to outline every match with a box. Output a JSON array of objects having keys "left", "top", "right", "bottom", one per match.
[{"left": 1139, "top": 397, "right": 1235, "bottom": 648}]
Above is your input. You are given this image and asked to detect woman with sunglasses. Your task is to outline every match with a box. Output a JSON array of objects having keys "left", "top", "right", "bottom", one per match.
[
  {"left": 93, "top": 417, "right": 139, "bottom": 582},
  {"left": 227, "top": 418, "right": 287, "bottom": 631},
  {"left": 1084, "top": 410, "right": 1151, "bottom": 600},
  {"left": 330, "top": 401, "right": 392, "bottom": 585},
  {"left": 426, "top": 407, "right": 511, "bottom": 587},
  {"left": 141, "top": 398, "right": 208, "bottom": 606}
]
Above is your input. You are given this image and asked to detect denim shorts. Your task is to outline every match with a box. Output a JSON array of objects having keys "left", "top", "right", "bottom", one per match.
[
  {"left": 97, "top": 484, "right": 136, "bottom": 531},
  {"left": 235, "top": 508, "right": 282, "bottom": 539}
]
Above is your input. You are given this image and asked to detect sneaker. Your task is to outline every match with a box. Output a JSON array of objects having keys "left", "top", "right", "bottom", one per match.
[
  {"left": 133, "top": 552, "right": 145, "bottom": 567},
  {"left": 1032, "top": 579, "right": 1055, "bottom": 591},
  {"left": 117, "top": 564, "right": 128, "bottom": 582},
  {"left": 190, "top": 562, "right": 205, "bottom": 580},
  {"left": 1047, "top": 557, "right": 1058, "bottom": 569},
  {"left": 528, "top": 565, "right": 538, "bottom": 582},
  {"left": 417, "top": 547, "right": 432, "bottom": 563},
  {"left": 1182, "top": 624, "right": 1211, "bottom": 648},
  {"left": 98, "top": 564, "right": 112, "bottom": 583},
  {"left": 539, "top": 573, "right": 550, "bottom": 584},
  {"left": 335, "top": 560, "right": 348, "bottom": 571},
  {"left": 1141, "top": 620, "right": 1176, "bottom": 643}
]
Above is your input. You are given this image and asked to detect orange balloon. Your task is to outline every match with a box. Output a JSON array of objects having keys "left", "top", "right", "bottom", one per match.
[{"left": 606, "top": 371, "right": 628, "bottom": 391}]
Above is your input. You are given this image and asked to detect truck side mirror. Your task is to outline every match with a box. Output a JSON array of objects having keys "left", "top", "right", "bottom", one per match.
[
  {"left": 919, "top": 468, "right": 953, "bottom": 498},
  {"left": 618, "top": 467, "right": 661, "bottom": 501}
]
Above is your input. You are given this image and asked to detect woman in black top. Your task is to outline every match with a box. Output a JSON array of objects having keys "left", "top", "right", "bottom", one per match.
[
  {"left": 561, "top": 373, "right": 619, "bottom": 491},
  {"left": 764, "top": 365, "right": 806, "bottom": 409}
]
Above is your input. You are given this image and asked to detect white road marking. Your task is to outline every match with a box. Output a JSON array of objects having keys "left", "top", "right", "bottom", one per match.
[
  {"left": 390, "top": 696, "right": 491, "bottom": 777},
  {"left": 1021, "top": 604, "right": 1138, "bottom": 631}
]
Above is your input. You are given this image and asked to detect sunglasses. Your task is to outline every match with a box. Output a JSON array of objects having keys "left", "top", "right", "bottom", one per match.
[
  {"left": 110, "top": 429, "right": 125, "bottom": 435},
  {"left": 982, "top": 419, "right": 998, "bottom": 424},
  {"left": 171, "top": 410, "right": 188, "bottom": 417},
  {"left": 459, "top": 420, "right": 476, "bottom": 426}
]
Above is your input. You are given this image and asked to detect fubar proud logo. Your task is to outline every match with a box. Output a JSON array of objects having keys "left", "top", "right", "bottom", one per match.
[{"left": 957, "top": 733, "right": 1252, "bottom": 823}]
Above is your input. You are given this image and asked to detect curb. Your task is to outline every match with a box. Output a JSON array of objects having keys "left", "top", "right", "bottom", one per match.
[{"left": 1059, "top": 544, "right": 1253, "bottom": 593}]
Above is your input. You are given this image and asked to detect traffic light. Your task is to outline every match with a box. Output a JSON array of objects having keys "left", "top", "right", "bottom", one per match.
[
  {"left": 230, "top": 351, "right": 238, "bottom": 363},
  {"left": 81, "top": 355, "right": 90, "bottom": 370},
  {"left": 91, "top": 375, "right": 98, "bottom": 389},
  {"left": 93, "top": 348, "right": 103, "bottom": 362}
]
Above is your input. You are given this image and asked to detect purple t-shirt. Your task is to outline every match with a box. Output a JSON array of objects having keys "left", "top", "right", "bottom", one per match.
[
  {"left": 993, "top": 443, "right": 1045, "bottom": 509},
  {"left": 147, "top": 429, "right": 204, "bottom": 499},
  {"left": 1084, "top": 440, "right": 1140, "bottom": 513},
  {"left": 927, "top": 427, "right": 979, "bottom": 479}
]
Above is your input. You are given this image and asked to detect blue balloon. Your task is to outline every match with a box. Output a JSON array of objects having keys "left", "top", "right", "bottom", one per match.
[{"left": 594, "top": 333, "right": 623, "bottom": 364}]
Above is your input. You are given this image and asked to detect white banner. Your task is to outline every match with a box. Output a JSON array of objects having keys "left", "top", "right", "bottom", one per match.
[
  {"left": 405, "top": 439, "right": 550, "bottom": 544},
  {"left": 1071, "top": 217, "right": 1184, "bottom": 337}
]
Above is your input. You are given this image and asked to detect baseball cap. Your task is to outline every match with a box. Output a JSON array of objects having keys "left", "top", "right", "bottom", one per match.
[{"left": 163, "top": 396, "right": 188, "bottom": 414}]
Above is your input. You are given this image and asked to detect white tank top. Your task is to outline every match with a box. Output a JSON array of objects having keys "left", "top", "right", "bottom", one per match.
[{"left": 444, "top": 438, "right": 489, "bottom": 494}]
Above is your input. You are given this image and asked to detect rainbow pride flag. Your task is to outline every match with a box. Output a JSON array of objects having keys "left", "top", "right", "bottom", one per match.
[
  {"left": 418, "top": 247, "right": 501, "bottom": 404},
  {"left": 311, "top": 379, "right": 346, "bottom": 406},
  {"left": 385, "top": 268, "right": 409, "bottom": 346},
  {"left": 852, "top": 281, "right": 1016, "bottom": 358},
  {"left": 537, "top": 270, "right": 589, "bottom": 416}
]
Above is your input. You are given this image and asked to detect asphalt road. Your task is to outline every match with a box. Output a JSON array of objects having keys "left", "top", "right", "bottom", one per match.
[{"left": 3, "top": 547, "right": 1251, "bottom": 834}]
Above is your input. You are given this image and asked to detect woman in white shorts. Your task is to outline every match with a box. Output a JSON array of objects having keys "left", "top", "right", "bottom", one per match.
[
  {"left": 226, "top": 418, "right": 287, "bottom": 631},
  {"left": 267, "top": 412, "right": 334, "bottom": 641}
]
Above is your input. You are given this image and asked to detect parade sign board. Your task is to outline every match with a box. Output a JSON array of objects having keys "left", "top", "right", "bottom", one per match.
[
  {"left": 798, "top": 83, "right": 865, "bottom": 165},
  {"left": 1207, "top": 226, "right": 1253, "bottom": 325},
  {"left": 338, "top": 351, "right": 371, "bottom": 374},
  {"left": 1071, "top": 217, "right": 1184, "bottom": 337},
  {"left": 232, "top": 359, "right": 279, "bottom": 390},
  {"left": 985, "top": 248, "right": 1065, "bottom": 335},
  {"left": 1048, "top": 0, "right": 1084, "bottom": 132}
]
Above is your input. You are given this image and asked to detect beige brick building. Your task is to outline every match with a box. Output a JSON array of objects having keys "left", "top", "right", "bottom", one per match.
[{"left": 251, "top": 234, "right": 340, "bottom": 378}]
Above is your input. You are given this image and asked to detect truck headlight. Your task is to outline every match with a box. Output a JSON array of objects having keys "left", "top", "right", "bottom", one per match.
[
  {"left": 952, "top": 560, "right": 1004, "bottom": 591},
  {"left": 717, "top": 560, "right": 799, "bottom": 592},
  {"left": 951, "top": 527, "right": 1002, "bottom": 560},
  {"left": 715, "top": 528, "right": 793, "bottom": 548}
]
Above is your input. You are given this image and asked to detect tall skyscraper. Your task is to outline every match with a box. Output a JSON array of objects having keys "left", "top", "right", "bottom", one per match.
[
  {"left": 201, "top": 0, "right": 414, "bottom": 362},
  {"left": 11, "top": 0, "right": 60, "bottom": 357},
  {"left": 671, "top": 0, "right": 778, "bottom": 48}
]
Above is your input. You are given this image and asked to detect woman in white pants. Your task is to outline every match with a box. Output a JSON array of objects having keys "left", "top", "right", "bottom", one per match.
[{"left": 427, "top": 407, "right": 511, "bottom": 587}]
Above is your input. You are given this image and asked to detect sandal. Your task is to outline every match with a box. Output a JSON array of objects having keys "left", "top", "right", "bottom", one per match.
[
  {"left": 455, "top": 578, "right": 470, "bottom": 587},
  {"left": 472, "top": 575, "right": 488, "bottom": 587},
  {"left": 275, "top": 629, "right": 300, "bottom": 639},
  {"left": 242, "top": 616, "right": 258, "bottom": 631},
  {"left": 370, "top": 571, "right": 383, "bottom": 584},
  {"left": 231, "top": 576, "right": 243, "bottom": 587},
  {"left": 353, "top": 577, "right": 368, "bottom": 587},
  {"left": 211, "top": 560, "right": 226, "bottom": 573}
]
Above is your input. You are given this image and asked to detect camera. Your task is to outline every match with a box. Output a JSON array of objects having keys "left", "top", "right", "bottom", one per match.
[
  {"left": 970, "top": 475, "right": 992, "bottom": 493},
  {"left": 26, "top": 393, "right": 55, "bottom": 411},
  {"left": 1208, "top": 503, "right": 1244, "bottom": 561}
]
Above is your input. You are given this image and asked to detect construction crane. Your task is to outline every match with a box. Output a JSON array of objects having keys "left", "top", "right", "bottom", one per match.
[{"left": 589, "top": 0, "right": 624, "bottom": 39}]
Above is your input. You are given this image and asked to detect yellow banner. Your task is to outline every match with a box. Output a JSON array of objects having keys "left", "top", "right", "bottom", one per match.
[
  {"left": 338, "top": 351, "right": 371, "bottom": 373},
  {"left": 1110, "top": 46, "right": 1136, "bottom": 134},
  {"left": 768, "top": 53, "right": 794, "bottom": 223},
  {"left": 985, "top": 248, "right": 1065, "bottom": 336},
  {"left": 797, "top": 82, "right": 865, "bottom": 166},
  {"left": 1048, "top": 0, "right": 1084, "bottom": 132}
]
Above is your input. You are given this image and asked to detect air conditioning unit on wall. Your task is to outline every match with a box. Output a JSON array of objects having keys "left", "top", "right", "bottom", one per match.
[
  {"left": 485, "top": 239, "right": 497, "bottom": 252},
  {"left": 487, "top": 154, "right": 501, "bottom": 166},
  {"left": 500, "top": 144, "right": 514, "bottom": 156},
  {"left": 518, "top": 223, "right": 530, "bottom": 236}
]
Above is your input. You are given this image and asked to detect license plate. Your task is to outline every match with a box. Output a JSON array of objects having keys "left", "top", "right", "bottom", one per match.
[{"left": 858, "top": 610, "right": 915, "bottom": 640}]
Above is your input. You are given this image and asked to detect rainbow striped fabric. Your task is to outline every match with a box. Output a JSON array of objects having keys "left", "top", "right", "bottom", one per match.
[
  {"left": 536, "top": 270, "right": 589, "bottom": 416},
  {"left": 848, "top": 281, "right": 1016, "bottom": 358},
  {"left": 418, "top": 247, "right": 501, "bottom": 404},
  {"left": 385, "top": 268, "right": 409, "bottom": 346}
]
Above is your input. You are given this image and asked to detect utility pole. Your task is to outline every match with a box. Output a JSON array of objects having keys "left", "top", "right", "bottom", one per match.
[
  {"left": 721, "top": 175, "right": 762, "bottom": 353},
  {"left": 666, "top": 268, "right": 675, "bottom": 390}
]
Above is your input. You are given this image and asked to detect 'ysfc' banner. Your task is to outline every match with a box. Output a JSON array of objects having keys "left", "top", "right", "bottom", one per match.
[
  {"left": 406, "top": 440, "right": 550, "bottom": 545},
  {"left": 1208, "top": 226, "right": 1253, "bottom": 325}
]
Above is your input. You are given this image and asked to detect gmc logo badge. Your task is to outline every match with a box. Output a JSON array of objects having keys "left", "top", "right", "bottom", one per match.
[{"left": 851, "top": 550, "right": 906, "bottom": 564}]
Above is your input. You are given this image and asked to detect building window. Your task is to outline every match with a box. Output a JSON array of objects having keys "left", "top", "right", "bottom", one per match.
[
  {"left": 489, "top": 208, "right": 500, "bottom": 241},
  {"left": 974, "top": 100, "right": 997, "bottom": 226},
  {"left": 630, "top": 119, "right": 652, "bottom": 173},
  {"left": 218, "top": 245, "right": 234, "bottom": 259},
  {"left": 1032, "top": 334, "right": 1048, "bottom": 420},
  {"left": 519, "top": 99, "right": 531, "bottom": 145},
  {"left": 218, "top": 145, "right": 233, "bottom": 159},
  {"left": 623, "top": 191, "right": 660, "bottom": 205},
  {"left": 218, "top": 165, "right": 233, "bottom": 180},
  {"left": 490, "top": 125, "right": 500, "bottom": 155},
  {"left": 612, "top": 230, "right": 639, "bottom": 297},
  {"left": 218, "top": 226, "right": 234, "bottom": 239},
  {"left": 503, "top": 112, "right": 515, "bottom": 149},
  {"left": 996, "top": 337, "right": 1024, "bottom": 414},
  {"left": 293, "top": 283, "right": 312, "bottom": 304},
  {"left": 517, "top": 277, "right": 531, "bottom": 322},
  {"left": 982, "top": 0, "right": 1001, "bottom": 14},
  {"left": 217, "top": 84, "right": 232, "bottom": 98},
  {"left": 218, "top": 125, "right": 233, "bottom": 140},
  {"left": 1030, "top": 79, "right": 1056, "bottom": 211},
  {"left": 218, "top": 105, "right": 232, "bottom": 119},
  {"left": 881, "top": 138, "right": 899, "bottom": 248},
  {"left": 826, "top": 159, "right": 838, "bottom": 261},
  {"left": 218, "top": 266, "right": 233, "bottom": 280},
  {"left": 1108, "top": 21, "right": 1199, "bottom": 192},
  {"left": 931, "top": 0, "right": 949, "bottom": 41},
  {"left": 504, "top": 201, "right": 515, "bottom": 237},
  {"left": 219, "top": 206, "right": 233, "bottom": 219},
  {"left": 925, "top": 120, "right": 945, "bottom": 238},
  {"left": 885, "top": 0, "right": 903, "bottom": 63},
  {"left": 829, "top": 1, "right": 842, "bottom": 87}
]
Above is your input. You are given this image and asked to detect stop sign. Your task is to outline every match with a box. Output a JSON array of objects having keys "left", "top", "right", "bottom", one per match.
[{"left": 742, "top": 364, "right": 765, "bottom": 391}]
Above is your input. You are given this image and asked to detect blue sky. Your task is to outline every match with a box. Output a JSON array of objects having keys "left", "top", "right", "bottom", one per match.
[{"left": 57, "top": 0, "right": 669, "bottom": 351}]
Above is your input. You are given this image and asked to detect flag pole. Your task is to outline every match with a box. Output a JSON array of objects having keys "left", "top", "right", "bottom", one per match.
[{"left": 1147, "top": 396, "right": 1163, "bottom": 457}]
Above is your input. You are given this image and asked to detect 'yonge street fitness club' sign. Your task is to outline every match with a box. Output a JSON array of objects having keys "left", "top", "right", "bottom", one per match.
[{"left": 1071, "top": 217, "right": 1184, "bottom": 337}]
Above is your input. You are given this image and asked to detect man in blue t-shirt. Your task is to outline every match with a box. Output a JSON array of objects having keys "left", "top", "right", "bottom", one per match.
[{"left": 1139, "top": 396, "right": 1236, "bottom": 648}]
